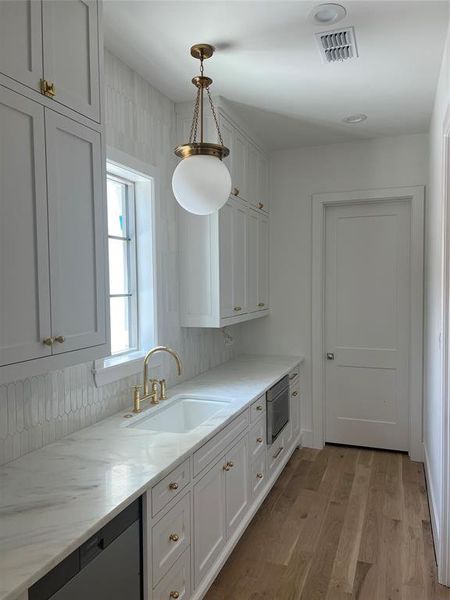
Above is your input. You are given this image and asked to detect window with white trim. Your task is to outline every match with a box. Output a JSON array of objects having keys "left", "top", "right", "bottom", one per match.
[
  {"left": 94, "top": 150, "right": 158, "bottom": 387},
  {"left": 107, "top": 173, "right": 138, "bottom": 355}
]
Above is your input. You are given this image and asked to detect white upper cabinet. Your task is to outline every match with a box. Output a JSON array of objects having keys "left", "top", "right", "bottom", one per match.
[
  {"left": 0, "top": 0, "right": 101, "bottom": 123},
  {"left": 0, "top": 87, "right": 51, "bottom": 366},
  {"left": 45, "top": 111, "right": 106, "bottom": 353},
  {"left": 0, "top": 0, "right": 43, "bottom": 91},
  {"left": 177, "top": 100, "right": 270, "bottom": 328},
  {"left": 42, "top": 0, "right": 100, "bottom": 121}
]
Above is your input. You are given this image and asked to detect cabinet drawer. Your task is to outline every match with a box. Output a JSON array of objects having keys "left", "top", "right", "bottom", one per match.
[
  {"left": 267, "top": 432, "right": 287, "bottom": 474},
  {"left": 152, "top": 493, "right": 191, "bottom": 585},
  {"left": 250, "top": 395, "right": 266, "bottom": 423},
  {"left": 152, "top": 459, "right": 191, "bottom": 517},
  {"left": 251, "top": 455, "right": 266, "bottom": 499},
  {"left": 153, "top": 547, "right": 191, "bottom": 600},
  {"left": 193, "top": 410, "right": 249, "bottom": 477},
  {"left": 248, "top": 419, "right": 266, "bottom": 460}
]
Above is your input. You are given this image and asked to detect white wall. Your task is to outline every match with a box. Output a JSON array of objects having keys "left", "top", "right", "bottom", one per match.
[
  {"left": 240, "top": 133, "right": 428, "bottom": 447},
  {"left": 0, "top": 51, "right": 240, "bottom": 466},
  {"left": 423, "top": 19, "right": 450, "bottom": 569}
]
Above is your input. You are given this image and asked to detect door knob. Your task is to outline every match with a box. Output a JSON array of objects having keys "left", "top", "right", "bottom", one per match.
[{"left": 327, "top": 352, "right": 335, "bottom": 360}]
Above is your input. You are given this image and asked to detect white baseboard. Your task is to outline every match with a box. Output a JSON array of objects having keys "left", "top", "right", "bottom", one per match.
[
  {"left": 192, "top": 432, "right": 302, "bottom": 600},
  {"left": 300, "top": 428, "right": 313, "bottom": 448},
  {"left": 424, "top": 442, "right": 441, "bottom": 559}
]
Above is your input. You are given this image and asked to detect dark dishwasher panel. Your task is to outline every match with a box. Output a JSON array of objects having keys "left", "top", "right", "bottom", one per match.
[{"left": 29, "top": 498, "right": 142, "bottom": 600}]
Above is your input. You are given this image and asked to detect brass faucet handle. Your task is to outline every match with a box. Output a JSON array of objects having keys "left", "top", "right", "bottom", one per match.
[
  {"left": 149, "top": 379, "right": 159, "bottom": 404},
  {"left": 159, "top": 379, "right": 167, "bottom": 400},
  {"left": 132, "top": 385, "right": 142, "bottom": 413}
]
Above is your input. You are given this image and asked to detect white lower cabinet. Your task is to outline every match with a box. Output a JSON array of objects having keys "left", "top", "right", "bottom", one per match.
[
  {"left": 193, "top": 455, "right": 227, "bottom": 586},
  {"left": 194, "top": 434, "right": 249, "bottom": 587},
  {"left": 250, "top": 454, "right": 266, "bottom": 499},
  {"left": 153, "top": 548, "right": 191, "bottom": 600}
]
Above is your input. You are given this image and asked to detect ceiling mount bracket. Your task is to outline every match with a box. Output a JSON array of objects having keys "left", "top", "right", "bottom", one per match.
[{"left": 190, "top": 43, "right": 215, "bottom": 61}]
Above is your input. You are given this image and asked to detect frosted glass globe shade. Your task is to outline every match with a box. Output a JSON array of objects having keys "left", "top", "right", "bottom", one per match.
[{"left": 172, "top": 154, "right": 232, "bottom": 215}]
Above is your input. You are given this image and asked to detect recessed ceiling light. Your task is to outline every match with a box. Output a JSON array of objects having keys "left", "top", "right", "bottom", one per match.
[
  {"left": 343, "top": 113, "right": 367, "bottom": 124},
  {"left": 311, "top": 3, "right": 347, "bottom": 25}
]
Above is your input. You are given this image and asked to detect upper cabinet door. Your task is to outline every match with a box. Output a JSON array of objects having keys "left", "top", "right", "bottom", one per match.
[
  {"left": 42, "top": 0, "right": 100, "bottom": 121},
  {"left": 45, "top": 110, "right": 106, "bottom": 354},
  {"left": 258, "top": 213, "right": 269, "bottom": 310},
  {"left": 0, "top": 86, "right": 52, "bottom": 366},
  {"left": 246, "top": 208, "right": 259, "bottom": 313},
  {"left": 0, "top": 0, "right": 43, "bottom": 91},
  {"left": 232, "top": 199, "right": 247, "bottom": 316},
  {"left": 219, "top": 201, "right": 234, "bottom": 319},
  {"left": 218, "top": 115, "right": 234, "bottom": 176},
  {"left": 232, "top": 130, "right": 248, "bottom": 201},
  {"left": 256, "top": 151, "right": 269, "bottom": 213}
]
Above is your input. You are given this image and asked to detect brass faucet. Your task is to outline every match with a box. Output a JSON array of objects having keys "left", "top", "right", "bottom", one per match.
[{"left": 133, "top": 346, "right": 182, "bottom": 412}]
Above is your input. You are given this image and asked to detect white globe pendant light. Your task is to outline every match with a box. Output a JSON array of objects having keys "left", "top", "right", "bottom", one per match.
[{"left": 172, "top": 44, "right": 231, "bottom": 215}]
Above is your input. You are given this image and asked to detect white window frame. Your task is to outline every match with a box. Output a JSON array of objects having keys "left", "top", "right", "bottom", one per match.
[
  {"left": 94, "top": 147, "right": 160, "bottom": 386},
  {"left": 107, "top": 172, "right": 139, "bottom": 356}
]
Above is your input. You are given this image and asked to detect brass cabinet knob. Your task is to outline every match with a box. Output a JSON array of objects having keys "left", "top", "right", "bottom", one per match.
[
  {"left": 258, "top": 202, "right": 264, "bottom": 209},
  {"left": 169, "top": 533, "right": 180, "bottom": 542},
  {"left": 170, "top": 593, "right": 180, "bottom": 599},
  {"left": 54, "top": 335, "right": 65, "bottom": 344},
  {"left": 233, "top": 306, "right": 242, "bottom": 312},
  {"left": 169, "top": 482, "right": 179, "bottom": 491},
  {"left": 256, "top": 472, "right": 264, "bottom": 479},
  {"left": 256, "top": 405, "right": 263, "bottom": 411},
  {"left": 292, "top": 391, "right": 298, "bottom": 397},
  {"left": 43, "top": 337, "right": 54, "bottom": 346},
  {"left": 40, "top": 79, "right": 56, "bottom": 98},
  {"left": 223, "top": 463, "right": 231, "bottom": 471},
  {"left": 228, "top": 461, "right": 234, "bottom": 468},
  {"left": 258, "top": 302, "right": 265, "bottom": 307},
  {"left": 256, "top": 437, "right": 263, "bottom": 443},
  {"left": 233, "top": 187, "right": 239, "bottom": 196}
]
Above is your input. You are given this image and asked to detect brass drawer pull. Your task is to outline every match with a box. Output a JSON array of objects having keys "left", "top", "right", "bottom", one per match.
[
  {"left": 233, "top": 306, "right": 242, "bottom": 312},
  {"left": 54, "top": 335, "right": 65, "bottom": 344},
  {"left": 258, "top": 302, "right": 265, "bottom": 307},
  {"left": 43, "top": 337, "right": 54, "bottom": 346},
  {"left": 256, "top": 437, "right": 263, "bottom": 443},
  {"left": 258, "top": 202, "right": 264, "bottom": 209},
  {"left": 169, "top": 533, "right": 180, "bottom": 542},
  {"left": 223, "top": 463, "right": 230, "bottom": 471},
  {"left": 169, "top": 482, "right": 179, "bottom": 490},
  {"left": 170, "top": 593, "right": 180, "bottom": 599},
  {"left": 256, "top": 405, "right": 263, "bottom": 411},
  {"left": 292, "top": 391, "right": 298, "bottom": 397},
  {"left": 40, "top": 79, "right": 56, "bottom": 98},
  {"left": 273, "top": 446, "right": 284, "bottom": 459},
  {"left": 256, "top": 472, "right": 264, "bottom": 479}
]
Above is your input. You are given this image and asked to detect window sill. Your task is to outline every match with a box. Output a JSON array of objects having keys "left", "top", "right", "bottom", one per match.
[{"left": 93, "top": 351, "right": 159, "bottom": 387}]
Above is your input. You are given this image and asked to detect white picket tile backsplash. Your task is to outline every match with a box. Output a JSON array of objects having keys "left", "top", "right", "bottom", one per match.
[{"left": 0, "top": 51, "right": 239, "bottom": 466}]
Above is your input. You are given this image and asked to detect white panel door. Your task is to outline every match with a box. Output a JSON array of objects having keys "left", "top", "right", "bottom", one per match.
[
  {"left": 246, "top": 207, "right": 259, "bottom": 313},
  {"left": 325, "top": 200, "right": 411, "bottom": 450},
  {"left": 194, "top": 458, "right": 227, "bottom": 587},
  {"left": 0, "top": 0, "right": 43, "bottom": 91},
  {"left": 225, "top": 436, "right": 249, "bottom": 539},
  {"left": 42, "top": 0, "right": 100, "bottom": 121},
  {"left": 0, "top": 87, "right": 51, "bottom": 365},
  {"left": 45, "top": 110, "right": 106, "bottom": 354},
  {"left": 258, "top": 213, "right": 269, "bottom": 310}
]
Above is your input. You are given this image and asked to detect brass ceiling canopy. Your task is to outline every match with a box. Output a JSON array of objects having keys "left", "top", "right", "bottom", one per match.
[{"left": 174, "top": 43, "right": 229, "bottom": 160}]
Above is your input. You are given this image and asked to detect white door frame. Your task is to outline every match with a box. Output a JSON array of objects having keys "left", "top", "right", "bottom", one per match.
[{"left": 311, "top": 186, "right": 425, "bottom": 461}]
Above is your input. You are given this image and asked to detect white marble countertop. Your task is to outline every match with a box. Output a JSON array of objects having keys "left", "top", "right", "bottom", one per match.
[{"left": 0, "top": 354, "right": 302, "bottom": 600}]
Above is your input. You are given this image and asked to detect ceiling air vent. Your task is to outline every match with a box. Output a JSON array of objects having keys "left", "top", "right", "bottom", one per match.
[{"left": 315, "top": 26, "right": 358, "bottom": 63}]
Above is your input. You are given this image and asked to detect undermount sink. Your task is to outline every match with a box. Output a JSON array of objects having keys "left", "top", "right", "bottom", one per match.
[{"left": 128, "top": 395, "right": 231, "bottom": 434}]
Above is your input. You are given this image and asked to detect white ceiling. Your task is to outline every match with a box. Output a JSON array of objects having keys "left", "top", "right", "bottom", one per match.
[{"left": 104, "top": 0, "right": 449, "bottom": 149}]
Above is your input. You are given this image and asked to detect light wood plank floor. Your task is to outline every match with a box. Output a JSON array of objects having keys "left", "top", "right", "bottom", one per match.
[{"left": 205, "top": 445, "right": 449, "bottom": 600}]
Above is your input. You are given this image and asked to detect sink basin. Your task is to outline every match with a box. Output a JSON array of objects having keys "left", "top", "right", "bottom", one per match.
[{"left": 128, "top": 396, "right": 230, "bottom": 433}]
